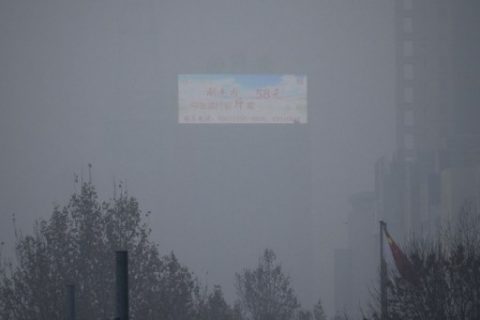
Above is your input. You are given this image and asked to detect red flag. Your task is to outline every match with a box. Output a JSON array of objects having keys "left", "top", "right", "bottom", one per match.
[{"left": 383, "top": 226, "right": 419, "bottom": 285}]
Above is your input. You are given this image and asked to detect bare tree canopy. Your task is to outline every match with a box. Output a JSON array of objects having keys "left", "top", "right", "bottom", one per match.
[
  {"left": 367, "top": 204, "right": 480, "bottom": 320},
  {"left": 235, "top": 249, "right": 300, "bottom": 320},
  {"left": 0, "top": 183, "right": 200, "bottom": 320}
]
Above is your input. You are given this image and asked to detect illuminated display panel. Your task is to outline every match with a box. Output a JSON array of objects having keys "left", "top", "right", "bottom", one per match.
[{"left": 178, "top": 74, "right": 307, "bottom": 124}]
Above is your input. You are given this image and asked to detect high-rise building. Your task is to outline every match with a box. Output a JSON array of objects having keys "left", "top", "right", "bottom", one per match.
[
  {"left": 336, "top": 1, "right": 480, "bottom": 317},
  {"left": 383, "top": 0, "right": 480, "bottom": 237},
  {"left": 334, "top": 192, "right": 377, "bottom": 318}
]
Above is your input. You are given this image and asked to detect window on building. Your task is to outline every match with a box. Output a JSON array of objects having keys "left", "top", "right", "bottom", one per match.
[
  {"left": 404, "top": 87, "right": 414, "bottom": 103},
  {"left": 403, "top": 64, "right": 414, "bottom": 80},
  {"left": 403, "top": 17, "right": 413, "bottom": 33},
  {"left": 403, "top": 41, "right": 414, "bottom": 57},
  {"left": 403, "top": 0, "right": 413, "bottom": 11}
]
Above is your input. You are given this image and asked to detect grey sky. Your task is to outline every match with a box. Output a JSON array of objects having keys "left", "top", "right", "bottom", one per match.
[{"left": 0, "top": 0, "right": 395, "bottom": 315}]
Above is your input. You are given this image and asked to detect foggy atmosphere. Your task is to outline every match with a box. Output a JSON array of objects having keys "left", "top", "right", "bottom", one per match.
[{"left": 0, "top": 0, "right": 479, "bottom": 319}]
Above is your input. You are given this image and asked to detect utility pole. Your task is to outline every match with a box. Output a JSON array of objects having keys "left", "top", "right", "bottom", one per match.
[
  {"left": 66, "top": 284, "right": 76, "bottom": 320},
  {"left": 380, "top": 221, "right": 387, "bottom": 320},
  {"left": 115, "top": 251, "right": 129, "bottom": 320}
]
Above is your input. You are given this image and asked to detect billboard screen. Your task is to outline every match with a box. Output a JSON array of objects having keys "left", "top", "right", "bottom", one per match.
[{"left": 178, "top": 74, "right": 307, "bottom": 124}]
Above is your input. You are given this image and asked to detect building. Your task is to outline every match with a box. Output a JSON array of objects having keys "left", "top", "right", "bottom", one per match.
[
  {"left": 334, "top": 192, "right": 376, "bottom": 318},
  {"left": 336, "top": 0, "right": 480, "bottom": 317},
  {"left": 384, "top": 0, "right": 480, "bottom": 237}
]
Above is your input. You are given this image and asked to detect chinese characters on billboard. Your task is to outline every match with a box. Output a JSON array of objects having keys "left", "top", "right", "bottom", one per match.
[{"left": 178, "top": 74, "right": 307, "bottom": 124}]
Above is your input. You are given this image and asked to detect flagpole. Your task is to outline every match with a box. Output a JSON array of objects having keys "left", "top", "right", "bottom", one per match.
[{"left": 380, "top": 220, "right": 387, "bottom": 320}]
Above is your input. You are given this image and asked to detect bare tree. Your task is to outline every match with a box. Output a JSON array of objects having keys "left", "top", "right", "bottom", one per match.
[
  {"left": 235, "top": 249, "right": 300, "bottom": 320},
  {"left": 0, "top": 182, "right": 199, "bottom": 320},
  {"left": 313, "top": 298, "right": 327, "bottom": 320},
  {"left": 366, "top": 202, "right": 480, "bottom": 320}
]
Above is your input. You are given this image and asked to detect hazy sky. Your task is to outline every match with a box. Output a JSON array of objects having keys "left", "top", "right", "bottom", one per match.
[{"left": 0, "top": 0, "right": 395, "bottom": 315}]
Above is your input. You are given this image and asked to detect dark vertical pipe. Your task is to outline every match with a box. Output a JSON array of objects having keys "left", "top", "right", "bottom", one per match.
[
  {"left": 380, "top": 221, "right": 387, "bottom": 320},
  {"left": 115, "top": 251, "right": 129, "bottom": 320},
  {"left": 66, "top": 284, "right": 76, "bottom": 320}
]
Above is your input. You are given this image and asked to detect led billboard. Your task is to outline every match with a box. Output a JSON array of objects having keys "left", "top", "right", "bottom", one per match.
[{"left": 178, "top": 74, "right": 307, "bottom": 124}]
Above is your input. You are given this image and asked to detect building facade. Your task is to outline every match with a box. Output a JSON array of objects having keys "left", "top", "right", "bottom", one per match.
[{"left": 335, "top": 1, "right": 480, "bottom": 317}]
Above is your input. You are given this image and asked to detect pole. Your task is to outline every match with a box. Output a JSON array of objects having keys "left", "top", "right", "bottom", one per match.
[
  {"left": 380, "top": 221, "right": 387, "bottom": 320},
  {"left": 66, "top": 284, "right": 76, "bottom": 320},
  {"left": 115, "top": 251, "right": 129, "bottom": 320}
]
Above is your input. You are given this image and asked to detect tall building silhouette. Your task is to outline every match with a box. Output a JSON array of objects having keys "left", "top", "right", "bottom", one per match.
[
  {"left": 336, "top": 1, "right": 480, "bottom": 317},
  {"left": 378, "top": 0, "right": 480, "bottom": 240}
]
